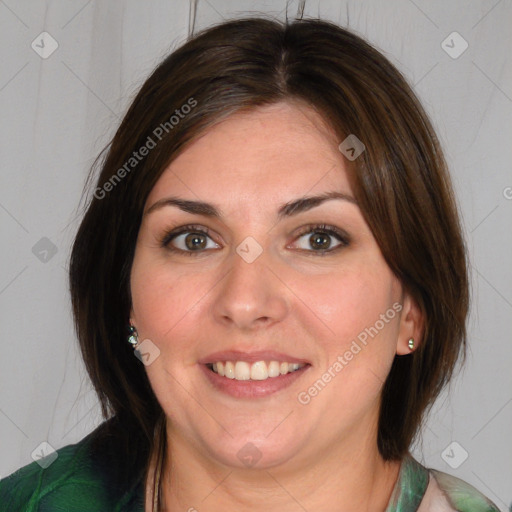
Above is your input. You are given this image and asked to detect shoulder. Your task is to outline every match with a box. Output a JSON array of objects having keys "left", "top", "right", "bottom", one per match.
[
  {"left": 0, "top": 431, "right": 105, "bottom": 511},
  {"left": 0, "top": 419, "right": 146, "bottom": 512},
  {"left": 425, "top": 467, "right": 501, "bottom": 512}
]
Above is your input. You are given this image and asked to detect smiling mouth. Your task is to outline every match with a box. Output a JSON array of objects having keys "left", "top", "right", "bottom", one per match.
[{"left": 205, "top": 360, "right": 308, "bottom": 381}]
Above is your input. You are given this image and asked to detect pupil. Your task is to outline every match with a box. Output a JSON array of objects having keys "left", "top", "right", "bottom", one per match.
[
  {"left": 311, "top": 233, "right": 330, "bottom": 250},
  {"left": 186, "top": 233, "right": 206, "bottom": 250}
]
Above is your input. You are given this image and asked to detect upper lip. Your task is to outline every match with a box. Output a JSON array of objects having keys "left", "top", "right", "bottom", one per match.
[{"left": 198, "top": 350, "right": 311, "bottom": 365}]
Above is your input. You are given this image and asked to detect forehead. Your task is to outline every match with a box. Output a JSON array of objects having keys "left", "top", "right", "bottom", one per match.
[{"left": 146, "top": 101, "right": 352, "bottom": 212}]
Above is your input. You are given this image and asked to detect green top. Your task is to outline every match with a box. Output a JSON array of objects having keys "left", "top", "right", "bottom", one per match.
[{"left": 0, "top": 424, "right": 501, "bottom": 512}]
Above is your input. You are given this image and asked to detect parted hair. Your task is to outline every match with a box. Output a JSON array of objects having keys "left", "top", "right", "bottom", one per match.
[{"left": 69, "top": 15, "right": 469, "bottom": 491}]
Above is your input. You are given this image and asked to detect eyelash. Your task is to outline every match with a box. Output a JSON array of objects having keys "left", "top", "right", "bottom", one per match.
[{"left": 159, "top": 223, "right": 350, "bottom": 257}]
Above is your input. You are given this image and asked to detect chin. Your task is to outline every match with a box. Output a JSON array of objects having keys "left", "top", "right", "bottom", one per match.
[{"left": 203, "top": 432, "right": 302, "bottom": 471}]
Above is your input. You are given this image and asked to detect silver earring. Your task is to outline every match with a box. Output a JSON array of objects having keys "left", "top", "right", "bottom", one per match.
[
  {"left": 408, "top": 338, "right": 415, "bottom": 350},
  {"left": 128, "top": 324, "right": 139, "bottom": 348}
]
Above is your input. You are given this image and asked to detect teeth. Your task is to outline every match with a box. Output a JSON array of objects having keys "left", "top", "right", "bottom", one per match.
[
  {"left": 225, "top": 361, "right": 235, "bottom": 379},
  {"left": 210, "top": 360, "right": 306, "bottom": 381},
  {"left": 268, "top": 361, "right": 280, "bottom": 377},
  {"left": 236, "top": 361, "right": 251, "bottom": 380},
  {"left": 250, "top": 361, "right": 266, "bottom": 380}
]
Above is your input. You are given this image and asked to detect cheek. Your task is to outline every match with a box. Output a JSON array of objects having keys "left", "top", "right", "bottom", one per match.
[
  {"left": 305, "top": 263, "right": 399, "bottom": 347},
  {"left": 296, "top": 267, "right": 401, "bottom": 421},
  {"left": 302, "top": 264, "right": 402, "bottom": 405},
  {"left": 130, "top": 254, "right": 201, "bottom": 340},
  {"left": 130, "top": 258, "right": 209, "bottom": 401}
]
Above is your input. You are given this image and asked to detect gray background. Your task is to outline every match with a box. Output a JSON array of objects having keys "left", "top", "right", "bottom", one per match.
[{"left": 0, "top": 0, "right": 511, "bottom": 509}]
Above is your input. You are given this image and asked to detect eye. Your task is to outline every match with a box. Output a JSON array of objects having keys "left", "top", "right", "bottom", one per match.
[
  {"left": 291, "top": 224, "right": 350, "bottom": 254},
  {"left": 160, "top": 223, "right": 350, "bottom": 257},
  {"left": 161, "top": 224, "right": 219, "bottom": 256}
]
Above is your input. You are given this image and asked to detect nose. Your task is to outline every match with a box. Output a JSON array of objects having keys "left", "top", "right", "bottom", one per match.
[{"left": 211, "top": 240, "right": 289, "bottom": 331}]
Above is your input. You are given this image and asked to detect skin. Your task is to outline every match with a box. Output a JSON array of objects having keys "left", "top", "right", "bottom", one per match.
[{"left": 130, "top": 101, "right": 423, "bottom": 512}]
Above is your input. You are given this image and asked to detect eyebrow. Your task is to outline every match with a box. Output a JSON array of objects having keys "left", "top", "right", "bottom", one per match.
[{"left": 145, "top": 191, "right": 358, "bottom": 220}]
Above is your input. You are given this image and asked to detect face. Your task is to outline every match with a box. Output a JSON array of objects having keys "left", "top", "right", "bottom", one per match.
[{"left": 130, "top": 101, "right": 421, "bottom": 471}]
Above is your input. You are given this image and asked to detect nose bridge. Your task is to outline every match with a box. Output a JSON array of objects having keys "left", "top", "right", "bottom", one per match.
[{"left": 212, "top": 234, "right": 288, "bottom": 328}]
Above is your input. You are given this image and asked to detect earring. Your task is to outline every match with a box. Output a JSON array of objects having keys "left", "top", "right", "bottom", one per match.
[
  {"left": 408, "top": 338, "right": 415, "bottom": 350},
  {"left": 128, "top": 324, "right": 139, "bottom": 348}
]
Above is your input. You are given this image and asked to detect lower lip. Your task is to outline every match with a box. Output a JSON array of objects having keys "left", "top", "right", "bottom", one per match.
[{"left": 200, "top": 363, "right": 311, "bottom": 398}]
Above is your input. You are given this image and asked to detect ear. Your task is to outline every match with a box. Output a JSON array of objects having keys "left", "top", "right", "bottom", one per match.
[
  {"left": 129, "top": 306, "right": 136, "bottom": 327},
  {"left": 396, "top": 291, "right": 424, "bottom": 355}
]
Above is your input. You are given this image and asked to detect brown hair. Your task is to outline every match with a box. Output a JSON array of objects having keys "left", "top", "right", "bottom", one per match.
[{"left": 69, "top": 15, "right": 468, "bottom": 491}]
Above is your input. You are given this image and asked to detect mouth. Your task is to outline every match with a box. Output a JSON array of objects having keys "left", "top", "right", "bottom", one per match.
[{"left": 199, "top": 351, "right": 311, "bottom": 398}]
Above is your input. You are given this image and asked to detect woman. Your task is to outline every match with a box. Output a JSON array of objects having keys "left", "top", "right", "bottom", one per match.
[{"left": 0, "top": 16, "right": 501, "bottom": 512}]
